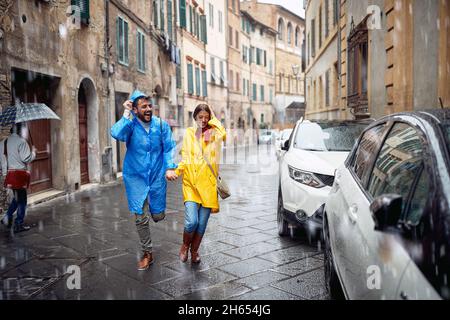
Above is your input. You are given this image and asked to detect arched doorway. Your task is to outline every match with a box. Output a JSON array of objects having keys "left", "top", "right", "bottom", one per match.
[
  {"left": 78, "top": 78, "right": 100, "bottom": 185},
  {"left": 78, "top": 84, "right": 89, "bottom": 185}
]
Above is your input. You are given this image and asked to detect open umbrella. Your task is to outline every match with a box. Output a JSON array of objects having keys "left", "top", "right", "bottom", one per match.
[{"left": 0, "top": 102, "right": 61, "bottom": 127}]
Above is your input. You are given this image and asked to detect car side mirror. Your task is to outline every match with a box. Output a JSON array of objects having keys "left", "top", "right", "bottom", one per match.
[
  {"left": 281, "top": 140, "right": 290, "bottom": 151},
  {"left": 370, "top": 194, "right": 402, "bottom": 232}
]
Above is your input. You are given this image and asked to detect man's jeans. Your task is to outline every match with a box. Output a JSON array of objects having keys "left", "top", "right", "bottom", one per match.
[
  {"left": 6, "top": 189, "right": 27, "bottom": 226},
  {"left": 184, "top": 201, "right": 211, "bottom": 235},
  {"left": 134, "top": 199, "right": 166, "bottom": 254}
]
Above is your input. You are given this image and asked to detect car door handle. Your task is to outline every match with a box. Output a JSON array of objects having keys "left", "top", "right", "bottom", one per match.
[
  {"left": 400, "top": 291, "right": 409, "bottom": 300},
  {"left": 347, "top": 204, "right": 358, "bottom": 224}
]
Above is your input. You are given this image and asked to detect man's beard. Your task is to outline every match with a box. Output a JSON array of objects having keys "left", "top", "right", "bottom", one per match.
[{"left": 138, "top": 111, "right": 152, "bottom": 123}]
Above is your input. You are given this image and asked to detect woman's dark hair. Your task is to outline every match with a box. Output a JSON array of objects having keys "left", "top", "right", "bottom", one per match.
[{"left": 193, "top": 104, "right": 211, "bottom": 120}]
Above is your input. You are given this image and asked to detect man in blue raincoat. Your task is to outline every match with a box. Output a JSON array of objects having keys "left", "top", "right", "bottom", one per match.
[{"left": 111, "top": 90, "right": 178, "bottom": 271}]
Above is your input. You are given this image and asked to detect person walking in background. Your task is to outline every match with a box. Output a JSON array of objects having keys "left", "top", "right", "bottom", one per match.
[
  {"left": 175, "top": 104, "right": 226, "bottom": 263},
  {"left": 0, "top": 123, "right": 36, "bottom": 233},
  {"left": 111, "top": 90, "right": 178, "bottom": 271}
]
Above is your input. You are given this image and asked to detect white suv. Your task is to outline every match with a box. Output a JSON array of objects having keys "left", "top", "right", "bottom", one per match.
[{"left": 278, "top": 119, "right": 370, "bottom": 238}]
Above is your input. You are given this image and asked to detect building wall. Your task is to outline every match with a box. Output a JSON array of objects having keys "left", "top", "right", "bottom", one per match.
[
  {"left": 205, "top": 0, "right": 228, "bottom": 126},
  {"left": 241, "top": 0, "right": 305, "bottom": 126},
  {"left": 0, "top": 0, "right": 110, "bottom": 196}
]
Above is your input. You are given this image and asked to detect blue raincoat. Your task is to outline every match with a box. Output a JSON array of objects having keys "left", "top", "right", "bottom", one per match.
[{"left": 111, "top": 115, "right": 177, "bottom": 215}]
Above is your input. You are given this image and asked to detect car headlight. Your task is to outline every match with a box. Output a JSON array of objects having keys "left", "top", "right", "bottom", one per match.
[{"left": 288, "top": 165, "right": 325, "bottom": 188}]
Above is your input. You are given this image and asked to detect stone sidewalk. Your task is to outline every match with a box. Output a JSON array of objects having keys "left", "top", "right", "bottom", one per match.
[{"left": 0, "top": 146, "right": 327, "bottom": 300}]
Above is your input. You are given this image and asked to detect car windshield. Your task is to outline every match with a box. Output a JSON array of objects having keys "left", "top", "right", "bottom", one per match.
[{"left": 293, "top": 122, "right": 368, "bottom": 152}]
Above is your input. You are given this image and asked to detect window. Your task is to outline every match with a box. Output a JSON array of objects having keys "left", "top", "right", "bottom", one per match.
[
  {"left": 247, "top": 80, "right": 250, "bottom": 97},
  {"left": 201, "top": 69, "right": 207, "bottom": 97},
  {"left": 264, "top": 50, "right": 267, "bottom": 67},
  {"left": 235, "top": 30, "right": 239, "bottom": 48},
  {"left": 179, "top": 0, "right": 187, "bottom": 28},
  {"left": 295, "top": 27, "right": 300, "bottom": 47},
  {"left": 188, "top": 5, "right": 193, "bottom": 32},
  {"left": 236, "top": 72, "right": 240, "bottom": 92},
  {"left": 218, "top": 10, "right": 223, "bottom": 33},
  {"left": 269, "top": 88, "right": 273, "bottom": 103},
  {"left": 287, "top": 23, "right": 292, "bottom": 45},
  {"left": 232, "top": 0, "right": 236, "bottom": 12},
  {"left": 195, "top": 66, "right": 201, "bottom": 95},
  {"left": 325, "top": 69, "right": 330, "bottom": 106},
  {"left": 116, "top": 17, "right": 129, "bottom": 65},
  {"left": 325, "top": 0, "right": 329, "bottom": 38},
  {"left": 367, "top": 123, "right": 425, "bottom": 214},
  {"left": 347, "top": 20, "right": 368, "bottom": 114},
  {"left": 229, "top": 70, "right": 233, "bottom": 90},
  {"left": 137, "top": 30, "right": 146, "bottom": 72},
  {"left": 209, "top": 3, "right": 214, "bottom": 28},
  {"left": 278, "top": 18, "right": 284, "bottom": 40},
  {"left": 311, "top": 19, "right": 315, "bottom": 57},
  {"left": 187, "top": 63, "right": 194, "bottom": 94},
  {"left": 71, "top": 0, "right": 90, "bottom": 25},
  {"left": 261, "top": 114, "right": 265, "bottom": 123},
  {"left": 252, "top": 83, "right": 257, "bottom": 101},
  {"left": 333, "top": 0, "right": 339, "bottom": 26},
  {"left": 160, "top": 0, "right": 165, "bottom": 32},
  {"left": 200, "top": 15, "right": 207, "bottom": 43},
  {"left": 242, "top": 45, "right": 248, "bottom": 63},
  {"left": 250, "top": 46, "right": 255, "bottom": 63},
  {"left": 220, "top": 60, "right": 225, "bottom": 85},
  {"left": 242, "top": 78, "right": 246, "bottom": 96},
  {"left": 229, "top": 26, "right": 233, "bottom": 47},
  {"left": 260, "top": 85, "right": 264, "bottom": 102},
  {"left": 350, "top": 124, "right": 386, "bottom": 185},
  {"left": 210, "top": 57, "right": 216, "bottom": 82},
  {"left": 168, "top": 0, "right": 173, "bottom": 39},
  {"left": 256, "top": 48, "right": 261, "bottom": 65},
  {"left": 319, "top": 6, "right": 322, "bottom": 48},
  {"left": 176, "top": 64, "right": 182, "bottom": 88}
]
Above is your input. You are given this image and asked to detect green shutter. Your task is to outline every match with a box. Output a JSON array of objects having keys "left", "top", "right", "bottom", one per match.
[
  {"left": 187, "top": 64, "right": 194, "bottom": 94},
  {"left": 200, "top": 15, "right": 207, "bottom": 44},
  {"left": 176, "top": 65, "right": 182, "bottom": 89},
  {"left": 179, "top": 0, "right": 186, "bottom": 28},
  {"left": 160, "top": 0, "right": 165, "bottom": 32},
  {"left": 168, "top": 0, "right": 173, "bottom": 39},
  {"left": 124, "top": 21, "right": 129, "bottom": 64},
  {"left": 202, "top": 70, "right": 207, "bottom": 97},
  {"left": 253, "top": 83, "right": 257, "bottom": 101},
  {"left": 260, "top": 85, "right": 264, "bottom": 102},
  {"left": 195, "top": 67, "right": 200, "bottom": 95},
  {"left": 189, "top": 6, "right": 193, "bottom": 33},
  {"left": 71, "top": 0, "right": 89, "bottom": 24},
  {"left": 116, "top": 17, "right": 121, "bottom": 63}
]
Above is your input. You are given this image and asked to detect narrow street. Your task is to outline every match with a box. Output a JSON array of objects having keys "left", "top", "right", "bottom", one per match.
[{"left": 0, "top": 145, "right": 326, "bottom": 300}]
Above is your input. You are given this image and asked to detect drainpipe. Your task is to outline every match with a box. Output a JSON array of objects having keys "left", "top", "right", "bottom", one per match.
[{"left": 104, "top": 0, "right": 113, "bottom": 181}]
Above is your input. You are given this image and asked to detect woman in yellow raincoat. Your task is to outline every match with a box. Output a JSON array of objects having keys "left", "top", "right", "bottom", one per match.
[{"left": 175, "top": 104, "right": 226, "bottom": 263}]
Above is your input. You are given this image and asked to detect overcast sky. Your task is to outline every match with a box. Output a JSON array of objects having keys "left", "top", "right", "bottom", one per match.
[{"left": 258, "top": 0, "right": 305, "bottom": 18}]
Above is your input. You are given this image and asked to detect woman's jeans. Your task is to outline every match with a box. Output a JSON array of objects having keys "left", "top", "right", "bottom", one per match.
[
  {"left": 6, "top": 189, "right": 27, "bottom": 226},
  {"left": 184, "top": 202, "right": 211, "bottom": 235}
]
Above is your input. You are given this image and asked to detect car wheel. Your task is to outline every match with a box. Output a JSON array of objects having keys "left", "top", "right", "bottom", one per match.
[
  {"left": 277, "top": 187, "right": 289, "bottom": 237},
  {"left": 323, "top": 213, "right": 345, "bottom": 300}
]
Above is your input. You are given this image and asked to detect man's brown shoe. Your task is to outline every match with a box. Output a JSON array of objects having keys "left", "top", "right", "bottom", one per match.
[
  {"left": 179, "top": 231, "right": 194, "bottom": 262},
  {"left": 138, "top": 251, "right": 153, "bottom": 271},
  {"left": 190, "top": 232, "right": 203, "bottom": 264}
]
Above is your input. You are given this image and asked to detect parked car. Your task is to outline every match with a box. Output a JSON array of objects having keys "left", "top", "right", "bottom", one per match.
[
  {"left": 277, "top": 119, "right": 371, "bottom": 238},
  {"left": 323, "top": 109, "right": 450, "bottom": 300},
  {"left": 258, "top": 130, "right": 275, "bottom": 144},
  {"left": 276, "top": 128, "right": 293, "bottom": 159}
]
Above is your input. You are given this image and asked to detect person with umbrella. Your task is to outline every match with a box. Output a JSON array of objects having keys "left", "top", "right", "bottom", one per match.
[
  {"left": 0, "top": 123, "right": 36, "bottom": 232},
  {"left": 0, "top": 102, "right": 60, "bottom": 233},
  {"left": 111, "top": 90, "right": 178, "bottom": 271}
]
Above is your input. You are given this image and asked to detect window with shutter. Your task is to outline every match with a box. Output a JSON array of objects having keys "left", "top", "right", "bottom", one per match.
[
  {"left": 117, "top": 17, "right": 129, "bottom": 66},
  {"left": 168, "top": 0, "right": 173, "bottom": 39},
  {"left": 160, "top": 0, "right": 165, "bottom": 31},
  {"left": 137, "top": 31, "right": 146, "bottom": 72},
  {"left": 252, "top": 83, "right": 257, "bottom": 101},
  {"left": 187, "top": 63, "right": 194, "bottom": 94},
  {"left": 202, "top": 70, "right": 207, "bottom": 97},
  {"left": 195, "top": 66, "right": 201, "bottom": 95},
  {"left": 71, "top": 0, "right": 90, "bottom": 25},
  {"left": 201, "top": 15, "right": 207, "bottom": 43},
  {"left": 176, "top": 65, "right": 182, "bottom": 89},
  {"left": 179, "top": 0, "right": 186, "bottom": 28},
  {"left": 260, "top": 85, "right": 264, "bottom": 102}
]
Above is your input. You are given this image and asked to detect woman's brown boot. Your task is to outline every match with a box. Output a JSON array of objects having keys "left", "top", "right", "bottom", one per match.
[
  {"left": 190, "top": 232, "right": 203, "bottom": 263},
  {"left": 179, "top": 231, "right": 194, "bottom": 262}
]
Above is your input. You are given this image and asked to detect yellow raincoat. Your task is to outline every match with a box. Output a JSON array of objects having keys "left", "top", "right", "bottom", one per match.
[{"left": 175, "top": 117, "right": 226, "bottom": 213}]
